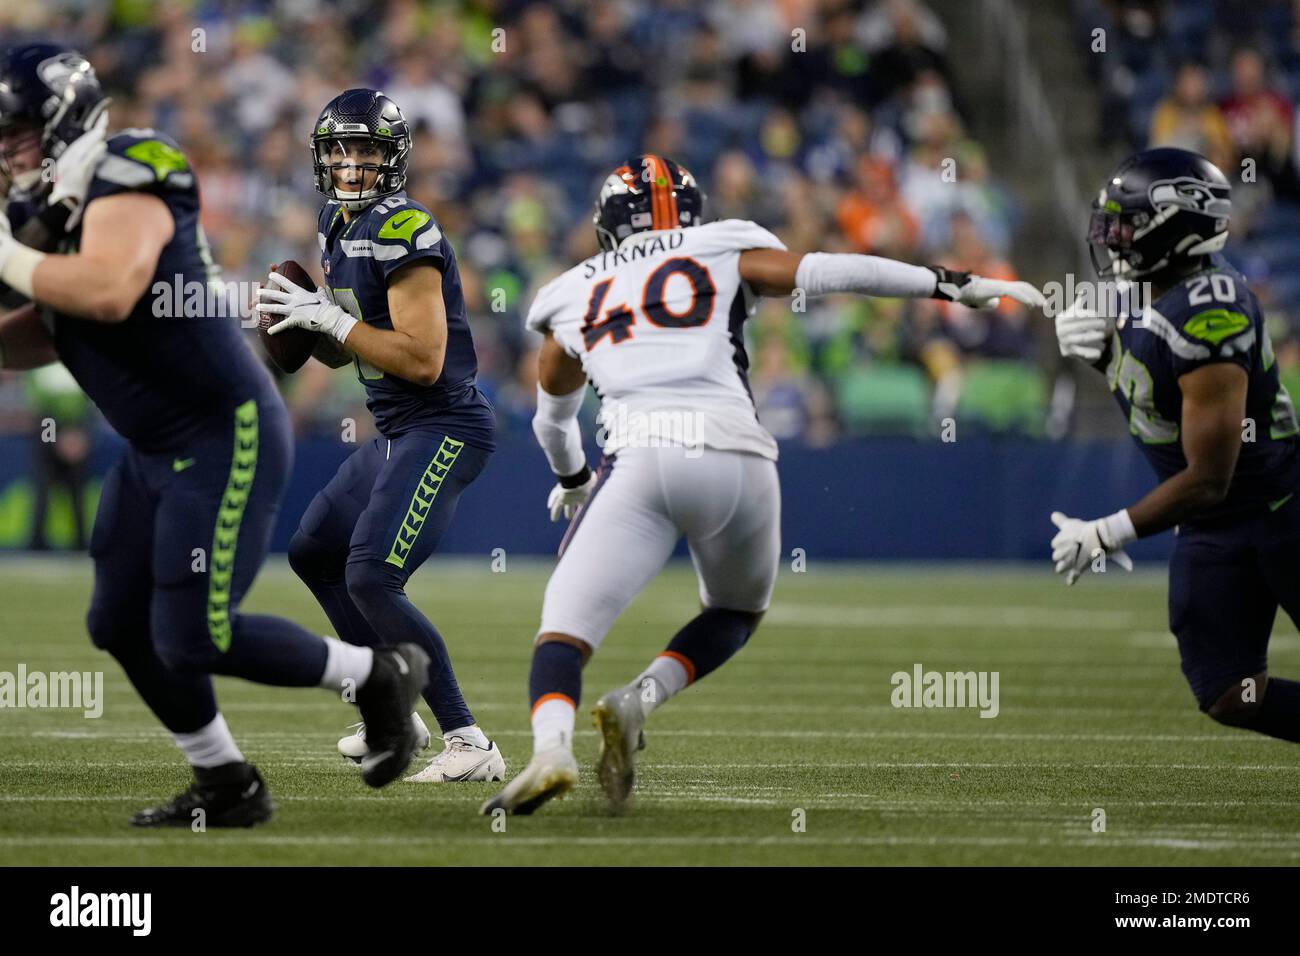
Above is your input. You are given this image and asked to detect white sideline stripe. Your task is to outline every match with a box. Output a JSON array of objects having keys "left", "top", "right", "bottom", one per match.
[
  {"left": 764, "top": 604, "right": 1136, "bottom": 630},
  {"left": 0, "top": 835, "right": 1296, "bottom": 854},
  {"left": 13, "top": 729, "right": 1278, "bottom": 743}
]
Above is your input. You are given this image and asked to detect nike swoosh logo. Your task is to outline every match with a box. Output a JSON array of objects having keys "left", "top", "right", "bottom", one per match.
[
  {"left": 394, "top": 655, "right": 410, "bottom": 676},
  {"left": 173, "top": 457, "right": 196, "bottom": 472},
  {"left": 444, "top": 752, "right": 494, "bottom": 782},
  {"left": 241, "top": 780, "right": 260, "bottom": 799}
]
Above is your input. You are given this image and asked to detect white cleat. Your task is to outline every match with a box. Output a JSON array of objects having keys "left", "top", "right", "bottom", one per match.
[
  {"left": 592, "top": 684, "right": 648, "bottom": 808},
  {"left": 479, "top": 747, "right": 577, "bottom": 816},
  {"left": 338, "top": 712, "right": 431, "bottom": 763},
  {"left": 405, "top": 734, "right": 506, "bottom": 783}
]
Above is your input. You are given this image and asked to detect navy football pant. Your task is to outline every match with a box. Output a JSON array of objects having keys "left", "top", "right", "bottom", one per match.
[
  {"left": 1170, "top": 494, "right": 1300, "bottom": 710},
  {"left": 87, "top": 399, "right": 328, "bottom": 734},
  {"left": 288, "top": 431, "right": 489, "bottom": 733}
]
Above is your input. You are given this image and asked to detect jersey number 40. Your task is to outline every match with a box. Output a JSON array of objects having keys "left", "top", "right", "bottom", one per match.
[{"left": 581, "top": 257, "right": 716, "bottom": 350}]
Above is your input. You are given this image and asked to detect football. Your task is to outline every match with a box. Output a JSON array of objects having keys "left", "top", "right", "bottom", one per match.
[{"left": 257, "top": 259, "right": 320, "bottom": 374}]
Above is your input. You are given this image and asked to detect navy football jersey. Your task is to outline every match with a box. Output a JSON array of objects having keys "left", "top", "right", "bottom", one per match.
[
  {"left": 6, "top": 128, "right": 278, "bottom": 451},
  {"left": 316, "top": 194, "right": 495, "bottom": 448},
  {"left": 1105, "top": 255, "right": 1300, "bottom": 522}
]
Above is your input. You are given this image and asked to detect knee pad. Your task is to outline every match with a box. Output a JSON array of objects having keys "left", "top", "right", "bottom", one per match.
[
  {"left": 1205, "top": 676, "right": 1265, "bottom": 727},
  {"left": 86, "top": 603, "right": 130, "bottom": 654},
  {"left": 288, "top": 529, "right": 335, "bottom": 583},
  {"left": 345, "top": 559, "right": 398, "bottom": 618}
]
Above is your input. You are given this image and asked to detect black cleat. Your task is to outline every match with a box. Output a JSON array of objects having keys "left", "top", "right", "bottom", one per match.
[
  {"left": 131, "top": 762, "right": 274, "bottom": 828},
  {"left": 355, "top": 643, "right": 430, "bottom": 788}
]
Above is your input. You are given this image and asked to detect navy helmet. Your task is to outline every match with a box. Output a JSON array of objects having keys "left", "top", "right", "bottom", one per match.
[
  {"left": 1089, "top": 147, "right": 1231, "bottom": 280},
  {"left": 0, "top": 42, "right": 108, "bottom": 195},
  {"left": 311, "top": 88, "right": 411, "bottom": 209},
  {"left": 593, "top": 154, "right": 705, "bottom": 251}
]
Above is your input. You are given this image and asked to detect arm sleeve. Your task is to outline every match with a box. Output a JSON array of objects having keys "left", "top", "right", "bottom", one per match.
[
  {"left": 531, "top": 384, "right": 587, "bottom": 477},
  {"left": 795, "top": 252, "right": 938, "bottom": 299}
]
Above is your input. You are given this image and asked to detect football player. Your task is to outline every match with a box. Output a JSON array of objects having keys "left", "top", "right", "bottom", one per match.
[
  {"left": 482, "top": 155, "right": 1045, "bottom": 813},
  {"left": 0, "top": 43, "right": 429, "bottom": 826},
  {"left": 1051, "top": 147, "right": 1300, "bottom": 743},
  {"left": 254, "top": 90, "right": 504, "bottom": 783}
]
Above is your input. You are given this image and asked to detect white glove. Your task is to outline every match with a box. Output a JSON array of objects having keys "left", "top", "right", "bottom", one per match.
[
  {"left": 930, "top": 266, "right": 1045, "bottom": 310},
  {"left": 1054, "top": 301, "right": 1113, "bottom": 363},
  {"left": 254, "top": 270, "right": 357, "bottom": 343},
  {"left": 1050, "top": 510, "right": 1135, "bottom": 586},
  {"left": 546, "top": 469, "right": 597, "bottom": 522},
  {"left": 49, "top": 111, "right": 109, "bottom": 229}
]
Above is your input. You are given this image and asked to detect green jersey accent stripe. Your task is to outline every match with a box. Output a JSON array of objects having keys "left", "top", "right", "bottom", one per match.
[
  {"left": 385, "top": 437, "right": 464, "bottom": 569},
  {"left": 208, "top": 400, "right": 258, "bottom": 652}
]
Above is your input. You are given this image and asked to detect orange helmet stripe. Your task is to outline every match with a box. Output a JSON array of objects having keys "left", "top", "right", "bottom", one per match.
[{"left": 646, "top": 154, "right": 673, "bottom": 229}]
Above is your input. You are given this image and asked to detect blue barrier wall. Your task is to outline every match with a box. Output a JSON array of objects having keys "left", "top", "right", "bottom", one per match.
[{"left": 0, "top": 432, "right": 1176, "bottom": 562}]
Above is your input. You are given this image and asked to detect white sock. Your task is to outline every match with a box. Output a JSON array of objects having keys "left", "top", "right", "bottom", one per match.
[
  {"left": 444, "top": 723, "right": 488, "bottom": 748},
  {"left": 635, "top": 653, "right": 691, "bottom": 717},
  {"left": 320, "top": 637, "right": 373, "bottom": 693},
  {"left": 173, "top": 713, "right": 244, "bottom": 768},
  {"left": 531, "top": 694, "right": 575, "bottom": 753}
]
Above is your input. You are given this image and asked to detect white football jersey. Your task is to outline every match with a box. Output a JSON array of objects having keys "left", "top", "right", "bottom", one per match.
[{"left": 525, "top": 219, "right": 785, "bottom": 460}]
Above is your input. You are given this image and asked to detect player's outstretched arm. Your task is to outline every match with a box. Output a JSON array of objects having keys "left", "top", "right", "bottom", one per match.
[
  {"left": 737, "top": 248, "right": 1045, "bottom": 309},
  {"left": 1049, "top": 362, "right": 1246, "bottom": 585},
  {"left": 0, "top": 193, "right": 173, "bottom": 323},
  {"left": 534, "top": 332, "right": 595, "bottom": 522}
]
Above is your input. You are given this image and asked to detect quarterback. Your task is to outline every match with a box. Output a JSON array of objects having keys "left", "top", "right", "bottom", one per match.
[
  {"left": 255, "top": 89, "right": 503, "bottom": 783},
  {"left": 484, "top": 154, "right": 1045, "bottom": 813}
]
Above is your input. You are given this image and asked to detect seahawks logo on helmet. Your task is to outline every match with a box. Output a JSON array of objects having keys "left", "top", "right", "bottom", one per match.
[{"left": 1148, "top": 177, "right": 1232, "bottom": 219}]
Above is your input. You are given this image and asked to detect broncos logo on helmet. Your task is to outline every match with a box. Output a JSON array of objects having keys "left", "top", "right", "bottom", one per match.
[{"left": 593, "top": 154, "right": 705, "bottom": 251}]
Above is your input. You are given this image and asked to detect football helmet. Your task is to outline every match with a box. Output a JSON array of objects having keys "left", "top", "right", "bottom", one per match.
[
  {"left": 593, "top": 154, "right": 705, "bottom": 251},
  {"left": 0, "top": 42, "right": 108, "bottom": 197},
  {"left": 1088, "top": 147, "right": 1230, "bottom": 280},
  {"left": 311, "top": 88, "right": 411, "bottom": 210}
]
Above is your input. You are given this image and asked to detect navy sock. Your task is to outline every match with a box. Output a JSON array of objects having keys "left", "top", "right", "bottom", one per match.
[
  {"left": 1252, "top": 677, "right": 1300, "bottom": 743},
  {"left": 529, "top": 641, "right": 584, "bottom": 710},
  {"left": 664, "top": 608, "right": 760, "bottom": 682}
]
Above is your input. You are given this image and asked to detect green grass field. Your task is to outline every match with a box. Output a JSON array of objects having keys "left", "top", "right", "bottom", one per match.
[{"left": 3, "top": 556, "right": 1300, "bottom": 866}]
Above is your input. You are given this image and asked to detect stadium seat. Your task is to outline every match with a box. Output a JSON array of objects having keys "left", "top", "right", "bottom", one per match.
[
  {"left": 835, "top": 363, "right": 932, "bottom": 437},
  {"left": 955, "top": 360, "right": 1047, "bottom": 436}
]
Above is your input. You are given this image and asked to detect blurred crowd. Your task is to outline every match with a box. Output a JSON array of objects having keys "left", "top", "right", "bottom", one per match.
[
  {"left": 0, "top": 0, "right": 1037, "bottom": 447},
  {"left": 1078, "top": 0, "right": 1300, "bottom": 404}
]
